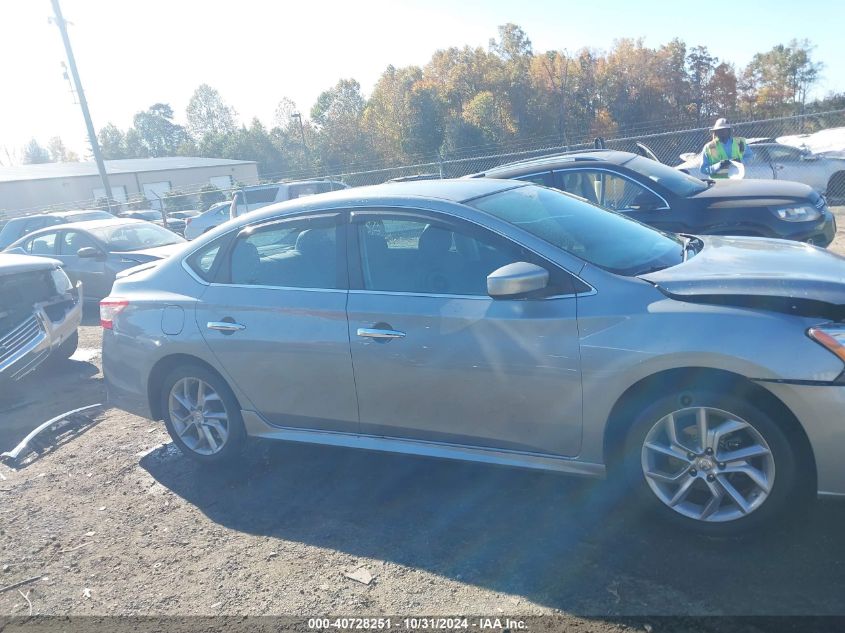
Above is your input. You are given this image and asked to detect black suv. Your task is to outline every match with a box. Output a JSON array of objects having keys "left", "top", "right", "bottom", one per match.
[{"left": 469, "top": 150, "right": 836, "bottom": 246}]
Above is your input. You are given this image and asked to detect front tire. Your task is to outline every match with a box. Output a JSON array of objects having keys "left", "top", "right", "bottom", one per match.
[
  {"left": 622, "top": 390, "right": 803, "bottom": 535},
  {"left": 160, "top": 364, "right": 246, "bottom": 464}
]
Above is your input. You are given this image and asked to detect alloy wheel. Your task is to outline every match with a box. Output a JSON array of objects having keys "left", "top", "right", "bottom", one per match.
[
  {"left": 641, "top": 406, "right": 775, "bottom": 522},
  {"left": 168, "top": 377, "right": 230, "bottom": 456}
]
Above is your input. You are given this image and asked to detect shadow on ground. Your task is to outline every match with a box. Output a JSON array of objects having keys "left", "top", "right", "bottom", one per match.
[{"left": 142, "top": 440, "right": 845, "bottom": 615}]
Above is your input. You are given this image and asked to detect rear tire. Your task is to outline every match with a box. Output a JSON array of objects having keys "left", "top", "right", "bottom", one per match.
[
  {"left": 159, "top": 363, "right": 246, "bottom": 464},
  {"left": 621, "top": 389, "right": 804, "bottom": 536},
  {"left": 828, "top": 172, "right": 845, "bottom": 205}
]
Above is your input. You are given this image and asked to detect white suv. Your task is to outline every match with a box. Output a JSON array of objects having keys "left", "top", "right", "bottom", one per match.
[{"left": 184, "top": 180, "right": 349, "bottom": 239}]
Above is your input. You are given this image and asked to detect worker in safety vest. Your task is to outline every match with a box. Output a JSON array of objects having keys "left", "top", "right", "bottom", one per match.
[{"left": 700, "top": 118, "right": 752, "bottom": 178}]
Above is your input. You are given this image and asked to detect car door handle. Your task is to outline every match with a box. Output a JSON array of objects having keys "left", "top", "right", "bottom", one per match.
[
  {"left": 357, "top": 327, "right": 405, "bottom": 339},
  {"left": 207, "top": 321, "right": 246, "bottom": 333}
]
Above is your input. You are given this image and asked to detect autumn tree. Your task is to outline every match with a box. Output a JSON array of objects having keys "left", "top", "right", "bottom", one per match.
[
  {"left": 740, "top": 40, "right": 823, "bottom": 116},
  {"left": 22, "top": 139, "right": 51, "bottom": 164},
  {"left": 311, "top": 78, "right": 370, "bottom": 171},
  {"left": 186, "top": 84, "right": 237, "bottom": 139},
  {"left": 133, "top": 103, "right": 187, "bottom": 157},
  {"left": 47, "top": 137, "right": 78, "bottom": 162}
]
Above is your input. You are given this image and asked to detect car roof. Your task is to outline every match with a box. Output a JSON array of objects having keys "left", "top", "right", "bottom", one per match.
[
  {"left": 242, "top": 178, "right": 525, "bottom": 222},
  {"left": 53, "top": 209, "right": 107, "bottom": 217},
  {"left": 473, "top": 149, "right": 636, "bottom": 177},
  {"left": 244, "top": 179, "right": 348, "bottom": 190},
  {"left": 0, "top": 252, "right": 61, "bottom": 274},
  {"left": 19, "top": 217, "right": 146, "bottom": 237}
]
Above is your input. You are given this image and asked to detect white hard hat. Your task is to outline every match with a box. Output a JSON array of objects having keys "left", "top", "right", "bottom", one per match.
[{"left": 711, "top": 118, "right": 732, "bottom": 131}]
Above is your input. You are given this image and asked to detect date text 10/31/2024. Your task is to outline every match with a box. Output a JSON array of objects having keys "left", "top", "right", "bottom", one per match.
[{"left": 307, "top": 618, "right": 527, "bottom": 630}]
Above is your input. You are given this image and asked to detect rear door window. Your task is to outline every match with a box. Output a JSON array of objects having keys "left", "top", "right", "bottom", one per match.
[
  {"left": 25, "top": 231, "right": 59, "bottom": 255},
  {"left": 227, "top": 215, "right": 344, "bottom": 289}
]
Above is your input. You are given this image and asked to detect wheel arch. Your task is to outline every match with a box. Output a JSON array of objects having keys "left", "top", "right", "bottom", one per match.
[
  {"left": 147, "top": 353, "right": 239, "bottom": 420},
  {"left": 602, "top": 366, "right": 817, "bottom": 489},
  {"left": 827, "top": 170, "right": 845, "bottom": 202}
]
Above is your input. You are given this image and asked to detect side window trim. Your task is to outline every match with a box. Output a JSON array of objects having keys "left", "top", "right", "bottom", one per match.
[
  {"left": 347, "top": 207, "right": 588, "bottom": 298},
  {"left": 553, "top": 167, "right": 671, "bottom": 211}
]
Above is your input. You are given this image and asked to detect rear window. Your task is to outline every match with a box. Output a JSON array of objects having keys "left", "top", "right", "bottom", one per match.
[
  {"left": 89, "top": 223, "right": 184, "bottom": 252},
  {"left": 244, "top": 187, "right": 279, "bottom": 204},
  {"left": 288, "top": 182, "right": 335, "bottom": 199}
]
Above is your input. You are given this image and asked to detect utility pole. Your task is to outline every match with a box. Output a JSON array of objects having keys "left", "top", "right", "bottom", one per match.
[
  {"left": 291, "top": 112, "right": 310, "bottom": 168},
  {"left": 50, "top": 0, "right": 114, "bottom": 209}
]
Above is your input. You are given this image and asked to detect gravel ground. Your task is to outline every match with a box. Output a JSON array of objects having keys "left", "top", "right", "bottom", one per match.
[{"left": 2, "top": 210, "right": 845, "bottom": 625}]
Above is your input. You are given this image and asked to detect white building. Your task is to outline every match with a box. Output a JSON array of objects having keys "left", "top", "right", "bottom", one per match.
[{"left": 0, "top": 157, "right": 260, "bottom": 218}]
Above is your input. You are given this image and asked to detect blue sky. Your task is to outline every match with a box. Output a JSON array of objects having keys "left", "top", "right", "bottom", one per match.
[{"left": 1, "top": 0, "right": 841, "bottom": 158}]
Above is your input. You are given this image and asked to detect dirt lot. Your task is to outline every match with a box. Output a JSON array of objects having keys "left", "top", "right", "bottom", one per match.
[{"left": 2, "top": 212, "right": 845, "bottom": 624}]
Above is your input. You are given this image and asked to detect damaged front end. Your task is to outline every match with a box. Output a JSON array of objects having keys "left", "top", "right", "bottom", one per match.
[
  {"left": 653, "top": 287, "right": 845, "bottom": 321},
  {"left": 0, "top": 266, "right": 83, "bottom": 382}
]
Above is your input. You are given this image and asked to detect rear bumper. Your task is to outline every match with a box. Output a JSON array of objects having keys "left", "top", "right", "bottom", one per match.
[
  {"left": 0, "top": 289, "right": 82, "bottom": 381},
  {"left": 102, "top": 328, "right": 155, "bottom": 420},
  {"left": 758, "top": 381, "right": 845, "bottom": 495}
]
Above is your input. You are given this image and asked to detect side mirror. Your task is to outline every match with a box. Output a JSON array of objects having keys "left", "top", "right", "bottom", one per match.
[
  {"left": 487, "top": 262, "right": 549, "bottom": 299},
  {"left": 77, "top": 246, "right": 103, "bottom": 259}
]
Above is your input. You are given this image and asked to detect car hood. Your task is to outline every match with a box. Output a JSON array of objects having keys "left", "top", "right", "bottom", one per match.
[
  {"left": 115, "top": 242, "right": 185, "bottom": 263},
  {"left": 688, "top": 178, "right": 817, "bottom": 207},
  {"left": 0, "top": 252, "right": 61, "bottom": 275},
  {"left": 640, "top": 235, "right": 845, "bottom": 319}
]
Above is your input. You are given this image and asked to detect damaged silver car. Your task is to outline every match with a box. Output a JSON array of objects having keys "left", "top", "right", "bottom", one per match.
[{"left": 0, "top": 253, "right": 82, "bottom": 382}]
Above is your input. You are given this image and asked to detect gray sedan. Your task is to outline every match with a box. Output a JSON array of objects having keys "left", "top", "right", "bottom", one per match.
[
  {"left": 102, "top": 179, "right": 845, "bottom": 534},
  {"left": 5, "top": 218, "right": 185, "bottom": 300}
]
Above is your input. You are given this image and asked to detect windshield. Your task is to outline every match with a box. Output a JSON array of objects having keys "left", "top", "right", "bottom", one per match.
[
  {"left": 89, "top": 223, "right": 184, "bottom": 252},
  {"left": 469, "top": 185, "right": 683, "bottom": 276},
  {"left": 623, "top": 156, "right": 708, "bottom": 196}
]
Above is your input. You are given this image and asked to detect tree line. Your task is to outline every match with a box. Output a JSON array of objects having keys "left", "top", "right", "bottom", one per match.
[{"left": 18, "top": 25, "right": 842, "bottom": 180}]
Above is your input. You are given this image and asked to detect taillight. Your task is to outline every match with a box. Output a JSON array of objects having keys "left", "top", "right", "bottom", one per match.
[{"left": 100, "top": 298, "right": 129, "bottom": 330}]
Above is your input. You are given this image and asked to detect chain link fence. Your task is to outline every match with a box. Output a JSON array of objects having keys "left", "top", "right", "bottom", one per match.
[
  {"left": 320, "top": 109, "right": 845, "bottom": 189},
  {"left": 4, "top": 109, "right": 845, "bottom": 223}
]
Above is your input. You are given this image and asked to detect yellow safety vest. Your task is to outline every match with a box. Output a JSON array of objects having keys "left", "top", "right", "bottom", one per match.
[{"left": 705, "top": 137, "right": 747, "bottom": 178}]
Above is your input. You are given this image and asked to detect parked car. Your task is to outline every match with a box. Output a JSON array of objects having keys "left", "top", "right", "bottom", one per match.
[
  {"left": 0, "top": 253, "right": 82, "bottom": 382},
  {"left": 119, "top": 210, "right": 187, "bottom": 235},
  {"left": 470, "top": 150, "right": 836, "bottom": 246},
  {"left": 676, "top": 140, "right": 845, "bottom": 202},
  {"left": 232, "top": 180, "right": 350, "bottom": 216},
  {"left": 103, "top": 178, "right": 845, "bottom": 535},
  {"left": 183, "top": 202, "right": 231, "bottom": 240},
  {"left": 5, "top": 218, "right": 185, "bottom": 300},
  {"left": 0, "top": 209, "right": 114, "bottom": 250}
]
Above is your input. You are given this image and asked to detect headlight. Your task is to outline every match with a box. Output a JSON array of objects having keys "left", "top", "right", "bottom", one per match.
[
  {"left": 771, "top": 204, "right": 821, "bottom": 222},
  {"left": 50, "top": 267, "right": 73, "bottom": 294},
  {"left": 807, "top": 324, "right": 845, "bottom": 363}
]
